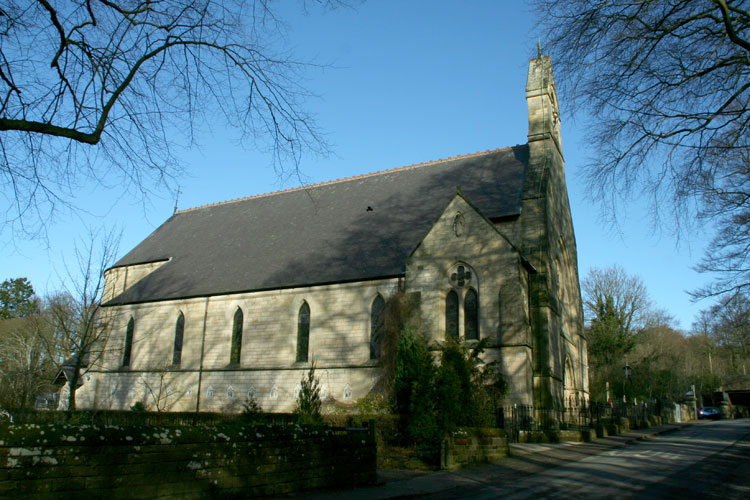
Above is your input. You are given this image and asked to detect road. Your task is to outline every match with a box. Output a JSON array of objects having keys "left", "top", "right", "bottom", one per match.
[{"left": 431, "top": 419, "right": 750, "bottom": 499}]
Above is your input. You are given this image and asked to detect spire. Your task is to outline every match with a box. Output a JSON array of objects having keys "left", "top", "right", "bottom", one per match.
[{"left": 526, "top": 55, "right": 562, "bottom": 155}]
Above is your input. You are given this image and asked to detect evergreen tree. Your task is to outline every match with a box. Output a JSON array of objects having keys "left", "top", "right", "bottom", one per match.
[
  {"left": 0, "top": 278, "right": 38, "bottom": 319},
  {"left": 588, "top": 295, "right": 637, "bottom": 366},
  {"left": 294, "top": 363, "right": 323, "bottom": 425},
  {"left": 394, "top": 329, "right": 506, "bottom": 463},
  {"left": 393, "top": 327, "right": 439, "bottom": 457}
]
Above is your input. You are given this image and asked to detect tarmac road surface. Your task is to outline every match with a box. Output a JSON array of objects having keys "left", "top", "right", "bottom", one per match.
[
  {"left": 304, "top": 420, "right": 750, "bottom": 499},
  {"left": 428, "top": 419, "right": 750, "bottom": 499}
]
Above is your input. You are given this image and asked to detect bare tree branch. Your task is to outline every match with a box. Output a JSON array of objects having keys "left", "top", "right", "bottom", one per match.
[
  {"left": 52, "top": 227, "right": 121, "bottom": 411},
  {"left": 534, "top": 0, "right": 750, "bottom": 299},
  {"left": 0, "top": 1, "right": 337, "bottom": 239}
]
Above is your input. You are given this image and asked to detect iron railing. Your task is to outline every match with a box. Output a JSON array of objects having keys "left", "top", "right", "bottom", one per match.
[{"left": 500, "top": 401, "right": 662, "bottom": 442}]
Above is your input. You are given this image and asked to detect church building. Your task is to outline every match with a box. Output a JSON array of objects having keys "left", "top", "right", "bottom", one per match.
[{"left": 75, "top": 55, "right": 589, "bottom": 413}]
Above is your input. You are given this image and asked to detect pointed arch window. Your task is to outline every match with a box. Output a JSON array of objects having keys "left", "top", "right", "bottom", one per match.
[
  {"left": 172, "top": 312, "right": 185, "bottom": 365},
  {"left": 370, "top": 295, "right": 385, "bottom": 360},
  {"left": 446, "top": 290, "right": 459, "bottom": 339},
  {"left": 296, "top": 301, "right": 310, "bottom": 362},
  {"left": 230, "top": 307, "right": 243, "bottom": 365},
  {"left": 464, "top": 288, "right": 479, "bottom": 340},
  {"left": 122, "top": 316, "right": 135, "bottom": 367}
]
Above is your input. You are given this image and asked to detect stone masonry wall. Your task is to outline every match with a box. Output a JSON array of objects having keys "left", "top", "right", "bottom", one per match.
[
  {"left": 500, "top": 54, "right": 587, "bottom": 409},
  {"left": 78, "top": 278, "right": 399, "bottom": 413},
  {"left": 102, "top": 260, "right": 170, "bottom": 303},
  {"left": 0, "top": 422, "right": 376, "bottom": 499},
  {"left": 406, "top": 194, "right": 535, "bottom": 406},
  {"left": 440, "top": 427, "right": 509, "bottom": 470}
]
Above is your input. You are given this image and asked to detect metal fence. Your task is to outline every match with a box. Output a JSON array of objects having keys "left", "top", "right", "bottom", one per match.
[{"left": 499, "top": 401, "right": 662, "bottom": 443}]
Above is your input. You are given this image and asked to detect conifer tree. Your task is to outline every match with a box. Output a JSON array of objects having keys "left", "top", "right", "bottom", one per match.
[{"left": 294, "top": 363, "right": 323, "bottom": 425}]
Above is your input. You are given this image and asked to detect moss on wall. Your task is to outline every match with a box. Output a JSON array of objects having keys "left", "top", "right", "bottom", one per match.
[{"left": 0, "top": 421, "right": 375, "bottom": 498}]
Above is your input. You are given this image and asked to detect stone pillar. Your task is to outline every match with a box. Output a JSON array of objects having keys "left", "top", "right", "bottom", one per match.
[{"left": 719, "top": 391, "right": 731, "bottom": 419}]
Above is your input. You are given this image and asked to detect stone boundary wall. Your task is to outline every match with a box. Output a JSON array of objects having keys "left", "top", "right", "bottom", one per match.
[
  {"left": 518, "top": 428, "right": 598, "bottom": 443},
  {"left": 0, "top": 422, "right": 376, "bottom": 499},
  {"left": 663, "top": 403, "right": 696, "bottom": 423},
  {"left": 441, "top": 428, "right": 508, "bottom": 470},
  {"left": 8, "top": 409, "right": 295, "bottom": 427}
]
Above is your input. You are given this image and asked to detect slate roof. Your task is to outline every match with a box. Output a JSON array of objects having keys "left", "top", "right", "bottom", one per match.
[
  {"left": 106, "top": 145, "right": 529, "bottom": 305},
  {"left": 53, "top": 350, "right": 89, "bottom": 386}
]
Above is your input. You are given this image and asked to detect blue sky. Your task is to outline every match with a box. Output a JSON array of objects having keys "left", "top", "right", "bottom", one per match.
[{"left": 1, "top": 1, "right": 713, "bottom": 329}]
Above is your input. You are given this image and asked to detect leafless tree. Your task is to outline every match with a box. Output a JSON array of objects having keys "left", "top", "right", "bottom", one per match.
[
  {"left": 0, "top": 1, "right": 337, "bottom": 239},
  {"left": 581, "top": 265, "right": 653, "bottom": 399},
  {"left": 0, "top": 314, "right": 54, "bottom": 409},
  {"left": 581, "top": 265, "right": 651, "bottom": 331},
  {"left": 702, "top": 292, "right": 750, "bottom": 374},
  {"left": 534, "top": 0, "right": 750, "bottom": 297},
  {"left": 140, "top": 363, "right": 182, "bottom": 412},
  {"left": 44, "top": 291, "right": 81, "bottom": 366},
  {"left": 50, "top": 228, "right": 120, "bottom": 410}
]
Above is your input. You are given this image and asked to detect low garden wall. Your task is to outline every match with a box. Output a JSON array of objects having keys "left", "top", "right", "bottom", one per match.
[
  {"left": 518, "top": 427, "right": 598, "bottom": 443},
  {"left": 440, "top": 428, "right": 508, "bottom": 470},
  {"left": 0, "top": 421, "right": 376, "bottom": 499}
]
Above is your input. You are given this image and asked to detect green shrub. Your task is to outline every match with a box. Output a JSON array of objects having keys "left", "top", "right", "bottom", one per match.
[
  {"left": 294, "top": 363, "right": 323, "bottom": 425},
  {"left": 355, "top": 393, "right": 389, "bottom": 415},
  {"left": 436, "top": 338, "right": 474, "bottom": 432},
  {"left": 130, "top": 402, "right": 146, "bottom": 412},
  {"left": 393, "top": 330, "right": 508, "bottom": 464},
  {"left": 66, "top": 411, "right": 95, "bottom": 425},
  {"left": 435, "top": 337, "right": 506, "bottom": 431},
  {"left": 241, "top": 395, "right": 264, "bottom": 423},
  {"left": 394, "top": 327, "right": 439, "bottom": 460}
]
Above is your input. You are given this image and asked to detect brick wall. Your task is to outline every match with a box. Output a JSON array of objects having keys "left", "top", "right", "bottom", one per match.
[{"left": 0, "top": 422, "right": 376, "bottom": 499}]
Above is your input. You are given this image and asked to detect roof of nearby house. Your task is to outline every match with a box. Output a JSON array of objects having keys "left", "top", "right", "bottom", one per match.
[
  {"left": 106, "top": 145, "right": 529, "bottom": 305},
  {"left": 53, "top": 350, "right": 90, "bottom": 386}
]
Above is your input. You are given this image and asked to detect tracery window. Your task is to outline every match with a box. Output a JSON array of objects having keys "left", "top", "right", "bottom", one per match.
[
  {"left": 172, "top": 311, "right": 185, "bottom": 365},
  {"left": 296, "top": 301, "right": 310, "bottom": 362},
  {"left": 122, "top": 316, "right": 134, "bottom": 367},
  {"left": 230, "top": 307, "right": 243, "bottom": 365},
  {"left": 445, "top": 262, "right": 481, "bottom": 340},
  {"left": 445, "top": 290, "right": 459, "bottom": 339},
  {"left": 450, "top": 265, "right": 472, "bottom": 288},
  {"left": 464, "top": 288, "right": 479, "bottom": 340},
  {"left": 370, "top": 295, "right": 385, "bottom": 360}
]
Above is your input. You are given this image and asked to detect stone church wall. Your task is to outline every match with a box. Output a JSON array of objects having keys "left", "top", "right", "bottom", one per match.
[
  {"left": 78, "top": 278, "right": 400, "bottom": 413},
  {"left": 507, "top": 54, "right": 587, "bottom": 409},
  {"left": 102, "top": 260, "right": 170, "bottom": 303},
  {"left": 406, "top": 194, "right": 535, "bottom": 406}
]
